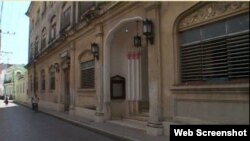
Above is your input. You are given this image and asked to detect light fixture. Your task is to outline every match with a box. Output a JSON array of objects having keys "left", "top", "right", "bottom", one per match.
[
  {"left": 143, "top": 18, "right": 154, "bottom": 45},
  {"left": 54, "top": 63, "right": 60, "bottom": 72},
  {"left": 91, "top": 42, "right": 99, "bottom": 60},
  {"left": 125, "top": 28, "right": 129, "bottom": 33},
  {"left": 133, "top": 20, "right": 142, "bottom": 47}
]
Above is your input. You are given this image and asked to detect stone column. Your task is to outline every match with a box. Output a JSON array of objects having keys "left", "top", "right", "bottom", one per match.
[
  {"left": 145, "top": 2, "right": 163, "bottom": 136},
  {"left": 135, "top": 49, "right": 141, "bottom": 113},
  {"left": 95, "top": 24, "right": 105, "bottom": 122},
  {"left": 103, "top": 36, "right": 111, "bottom": 120},
  {"left": 69, "top": 43, "right": 76, "bottom": 115},
  {"left": 126, "top": 50, "right": 132, "bottom": 117},
  {"left": 131, "top": 51, "right": 136, "bottom": 114}
]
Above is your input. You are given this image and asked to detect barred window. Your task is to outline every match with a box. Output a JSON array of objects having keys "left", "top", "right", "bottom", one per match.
[
  {"left": 30, "top": 76, "right": 33, "bottom": 91},
  {"left": 41, "top": 70, "right": 45, "bottom": 90},
  {"left": 35, "top": 71, "right": 38, "bottom": 91},
  {"left": 180, "top": 13, "right": 249, "bottom": 84},
  {"left": 80, "top": 60, "right": 95, "bottom": 88},
  {"left": 49, "top": 67, "right": 55, "bottom": 90}
]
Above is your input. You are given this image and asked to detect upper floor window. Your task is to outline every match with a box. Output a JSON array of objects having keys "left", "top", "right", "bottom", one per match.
[
  {"left": 31, "top": 19, "right": 34, "bottom": 31},
  {"left": 29, "top": 43, "right": 33, "bottom": 61},
  {"left": 41, "top": 27, "right": 47, "bottom": 50},
  {"left": 50, "top": 15, "right": 57, "bottom": 41},
  {"left": 78, "top": 2, "right": 95, "bottom": 20},
  {"left": 49, "top": 1, "right": 54, "bottom": 7},
  {"left": 36, "top": 8, "right": 40, "bottom": 25},
  {"left": 179, "top": 12, "right": 249, "bottom": 84},
  {"left": 42, "top": 2, "right": 47, "bottom": 17},
  {"left": 35, "top": 36, "right": 39, "bottom": 56},
  {"left": 61, "top": 6, "right": 71, "bottom": 31},
  {"left": 80, "top": 60, "right": 95, "bottom": 89}
]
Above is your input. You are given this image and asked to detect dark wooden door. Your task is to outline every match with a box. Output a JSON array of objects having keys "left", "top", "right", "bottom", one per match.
[{"left": 64, "top": 68, "right": 70, "bottom": 111}]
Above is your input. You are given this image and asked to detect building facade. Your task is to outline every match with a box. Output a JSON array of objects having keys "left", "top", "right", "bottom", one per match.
[
  {"left": 3, "top": 65, "right": 27, "bottom": 100},
  {"left": 26, "top": 2, "right": 249, "bottom": 135},
  {"left": 14, "top": 70, "right": 29, "bottom": 104},
  {"left": 0, "top": 63, "right": 9, "bottom": 98}
]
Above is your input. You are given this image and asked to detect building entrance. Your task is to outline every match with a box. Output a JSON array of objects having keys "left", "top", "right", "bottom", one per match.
[{"left": 64, "top": 68, "right": 70, "bottom": 111}]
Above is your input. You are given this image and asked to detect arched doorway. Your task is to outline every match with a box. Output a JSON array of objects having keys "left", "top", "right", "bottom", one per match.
[{"left": 104, "top": 17, "right": 149, "bottom": 120}]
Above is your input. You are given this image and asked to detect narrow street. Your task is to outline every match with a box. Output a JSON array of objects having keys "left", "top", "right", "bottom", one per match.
[{"left": 0, "top": 100, "right": 115, "bottom": 141}]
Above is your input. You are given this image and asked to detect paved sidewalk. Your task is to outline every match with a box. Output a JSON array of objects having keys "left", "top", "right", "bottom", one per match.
[{"left": 17, "top": 102, "right": 169, "bottom": 141}]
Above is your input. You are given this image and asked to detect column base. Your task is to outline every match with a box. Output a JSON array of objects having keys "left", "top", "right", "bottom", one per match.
[
  {"left": 69, "top": 106, "right": 75, "bottom": 115},
  {"left": 146, "top": 122, "right": 163, "bottom": 136},
  {"left": 56, "top": 104, "right": 64, "bottom": 112},
  {"left": 95, "top": 112, "right": 105, "bottom": 122}
]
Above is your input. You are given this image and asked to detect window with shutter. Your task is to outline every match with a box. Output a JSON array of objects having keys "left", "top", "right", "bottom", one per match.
[
  {"left": 49, "top": 67, "right": 55, "bottom": 90},
  {"left": 80, "top": 60, "right": 95, "bottom": 88},
  {"left": 35, "top": 71, "right": 38, "bottom": 91},
  {"left": 41, "top": 70, "right": 45, "bottom": 90},
  {"left": 180, "top": 13, "right": 249, "bottom": 84}
]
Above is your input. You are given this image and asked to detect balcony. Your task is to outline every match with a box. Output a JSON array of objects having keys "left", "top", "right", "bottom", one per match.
[{"left": 4, "top": 79, "right": 12, "bottom": 84}]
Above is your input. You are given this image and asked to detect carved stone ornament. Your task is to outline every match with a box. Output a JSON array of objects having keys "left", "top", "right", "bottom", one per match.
[{"left": 179, "top": 2, "right": 249, "bottom": 30}]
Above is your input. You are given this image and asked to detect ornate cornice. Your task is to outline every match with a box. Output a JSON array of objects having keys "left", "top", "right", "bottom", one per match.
[{"left": 179, "top": 2, "right": 249, "bottom": 30}]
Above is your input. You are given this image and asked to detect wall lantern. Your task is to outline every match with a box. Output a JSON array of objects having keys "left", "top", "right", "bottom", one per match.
[
  {"left": 133, "top": 20, "right": 142, "bottom": 47},
  {"left": 143, "top": 18, "right": 154, "bottom": 45},
  {"left": 54, "top": 63, "right": 60, "bottom": 72},
  {"left": 91, "top": 42, "right": 99, "bottom": 60}
]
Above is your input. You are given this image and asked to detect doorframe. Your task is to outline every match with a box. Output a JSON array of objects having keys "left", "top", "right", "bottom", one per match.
[{"left": 103, "top": 16, "right": 144, "bottom": 120}]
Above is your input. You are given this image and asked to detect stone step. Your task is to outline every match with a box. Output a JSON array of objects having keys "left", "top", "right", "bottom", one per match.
[
  {"left": 129, "top": 115, "right": 148, "bottom": 122},
  {"left": 138, "top": 112, "right": 149, "bottom": 117},
  {"left": 108, "top": 118, "right": 147, "bottom": 131}
]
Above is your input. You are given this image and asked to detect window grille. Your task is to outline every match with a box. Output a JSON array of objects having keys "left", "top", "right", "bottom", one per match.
[
  {"left": 180, "top": 13, "right": 249, "bottom": 84},
  {"left": 80, "top": 60, "right": 95, "bottom": 88}
]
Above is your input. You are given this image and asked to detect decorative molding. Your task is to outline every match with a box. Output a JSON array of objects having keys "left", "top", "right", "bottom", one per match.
[
  {"left": 144, "top": 2, "right": 161, "bottom": 11},
  {"left": 179, "top": 2, "right": 249, "bottom": 30},
  {"left": 78, "top": 49, "right": 92, "bottom": 61}
]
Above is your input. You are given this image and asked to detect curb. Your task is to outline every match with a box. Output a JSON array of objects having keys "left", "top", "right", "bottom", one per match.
[{"left": 15, "top": 102, "right": 140, "bottom": 141}]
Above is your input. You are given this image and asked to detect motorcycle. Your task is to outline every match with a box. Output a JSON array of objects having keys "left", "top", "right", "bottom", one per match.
[
  {"left": 33, "top": 103, "right": 38, "bottom": 112},
  {"left": 4, "top": 99, "right": 8, "bottom": 105}
]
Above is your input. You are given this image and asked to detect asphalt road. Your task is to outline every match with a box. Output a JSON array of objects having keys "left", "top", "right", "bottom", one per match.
[{"left": 0, "top": 100, "right": 115, "bottom": 141}]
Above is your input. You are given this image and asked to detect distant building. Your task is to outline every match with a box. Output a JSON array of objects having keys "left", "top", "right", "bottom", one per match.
[
  {"left": 14, "top": 69, "right": 29, "bottom": 104},
  {"left": 3, "top": 64, "right": 27, "bottom": 101},
  {"left": 0, "top": 63, "right": 9, "bottom": 97},
  {"left": 26, "top": 2, "right": 249, "bottom": 135}
]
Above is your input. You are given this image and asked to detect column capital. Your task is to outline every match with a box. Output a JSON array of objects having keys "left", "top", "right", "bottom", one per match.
[
  {"left": 144, "top": 2, "right": 161, "bottom": 11},
  {"left": 95, "top": 23, "right": 103, "bottom": 37}
]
